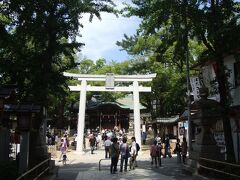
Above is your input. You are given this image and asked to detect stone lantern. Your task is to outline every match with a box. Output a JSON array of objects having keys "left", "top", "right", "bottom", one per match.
[
  {"left": 3, "top": 103, "right": 42, "bottom": 174},
  {"left": 16, "top": 104, "right": 42, "bottom": 174},
  {"left": 188, "top": 87, "right": 224, "bottom": 171},
  {"left": 0, "top": 85, "right": 17, "bottom": 162},
  {"left": 17, "top": 112, "right": 32, "bottom": 174}
]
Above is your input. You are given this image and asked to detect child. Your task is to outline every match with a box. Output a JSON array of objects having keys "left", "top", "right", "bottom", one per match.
[
  {"left": 62, "top": 154, "right": 67, "bottom": 165},
  {"left": 59, "top": 138, "right": 67, "bottom": 162}
]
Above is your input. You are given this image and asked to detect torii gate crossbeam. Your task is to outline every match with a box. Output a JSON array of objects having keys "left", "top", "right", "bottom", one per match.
[{"left": 64, "top": 72, "right": 156, "bottom": 152}]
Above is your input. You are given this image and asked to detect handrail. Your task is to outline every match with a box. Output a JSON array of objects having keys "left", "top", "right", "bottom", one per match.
[
  {"left": 16, "top": 158, "right": 50, "bottom": 180},
  {"left": 199, "top": 164, "right": 240, "bottom": 179},
  {"left": 99, "top": 158, "right": 111, "bottom": 171},
  {"left": 99, "top": 158, "right": 124, "bottom": 171},
  {"left": 199, "top": 157, "right": 240, "bottom": 179},
  {"left": 33, "top": 167, "right": 50, "bottom": 180},
  {"left": 199, "top": 157, "right": 240, "bottom": 168}
]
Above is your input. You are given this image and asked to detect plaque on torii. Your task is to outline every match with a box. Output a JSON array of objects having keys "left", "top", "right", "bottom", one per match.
[
  {"left": 105, "top": 73, "right": 114, "bottom": 89},
  {"left": 64, "top": 72, "right": 156, "bottom": 152}
]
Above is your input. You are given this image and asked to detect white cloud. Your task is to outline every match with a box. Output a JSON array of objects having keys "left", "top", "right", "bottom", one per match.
[{"left": 77, "top": 1, "right": 141, "bottom": 62}]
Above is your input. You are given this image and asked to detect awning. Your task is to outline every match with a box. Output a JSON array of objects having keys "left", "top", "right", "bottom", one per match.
[{"left": 178, "top": 109, "right": 198, "bottom": 121}]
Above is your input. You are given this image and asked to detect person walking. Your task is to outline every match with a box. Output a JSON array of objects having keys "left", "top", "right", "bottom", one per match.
[
  {"left": 119, "top": 137, "right": 130, "bottom": 172},
  {"left": 142, "top": 132, "right": 147, "bottom": 145},
  {"left": 129, "top": 137, "right": 137, "bottom": 170},
  {"left": 104, "top": 137, "right": 112, "bottom": 158},
  {"left": 110, "top": 137, "right": 120, "bottom": 174},
  {"left": 175, "top": 138, "right": 182, "bottom": 163},
  {"left": 150, "top": 140, "right": 159, "bottom": 167},
  {"left": 157, "top": 140, "right": 162, "bottom": 166},
  {"left": 181, "top": 137, "right": 188, "bottom": 164},
  {"left": 89, "top": 134, "right": 96, "bottom": 154},
  {"left": 155, "top": 134, "right": 161, "bottom": 145},
  {"left": 164, "top": 136, "right": 172, "bottom": 158}
]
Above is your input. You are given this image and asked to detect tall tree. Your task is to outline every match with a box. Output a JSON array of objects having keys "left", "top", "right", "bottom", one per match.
[
  {"left": 121, "top": 0, "right": 240, "bottom": 161},
  {"left": 0, "top": 0, "right": 115, "bottom": 107},
  {"left": 122, "top": 56, "right": 186, "bottom": 118}
]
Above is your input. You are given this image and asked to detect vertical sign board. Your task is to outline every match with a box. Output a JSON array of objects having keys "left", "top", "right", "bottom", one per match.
[
  {"left": 179, "top": 127, "right": 185, "bottom": 136},
  {"left": 105, "top": 73, "right": 114, "bottom": 89},
  {"left": 190, "top": 76, "right": 201, "bottom": 100}
]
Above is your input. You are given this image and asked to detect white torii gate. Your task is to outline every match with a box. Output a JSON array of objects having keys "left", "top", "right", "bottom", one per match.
[{"left": 64, "top": 72, "right": 156, "bottom": 152}]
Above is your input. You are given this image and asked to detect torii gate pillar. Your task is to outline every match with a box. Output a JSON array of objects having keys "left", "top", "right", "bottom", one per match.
[
  {"left": 76, "top": 80, "right": 87, "bottom": 152},
  {"left": 133, "top": 81, "right": 141, "bottom": 146}
]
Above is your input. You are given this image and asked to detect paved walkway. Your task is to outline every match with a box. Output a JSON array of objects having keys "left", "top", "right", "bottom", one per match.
[{"left": 52, "top": 148, "right": 207, "bottom": 180}]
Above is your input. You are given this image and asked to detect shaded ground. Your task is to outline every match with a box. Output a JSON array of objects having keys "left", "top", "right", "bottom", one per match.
[{"left": 52, "top": 148, "right": 208, "bottom": 180}]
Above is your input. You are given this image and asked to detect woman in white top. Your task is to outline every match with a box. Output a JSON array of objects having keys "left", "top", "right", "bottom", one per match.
[{"left": 129, "top": 137, "right": 137, "bottom": 170}]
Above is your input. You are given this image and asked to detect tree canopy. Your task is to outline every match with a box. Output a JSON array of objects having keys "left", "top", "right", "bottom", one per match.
[
  {"left": 0, "top": 0, "right": 115, "bottom": 106},
  {"left": 119, "top": 0, "right": 240, "bottom": 162}
]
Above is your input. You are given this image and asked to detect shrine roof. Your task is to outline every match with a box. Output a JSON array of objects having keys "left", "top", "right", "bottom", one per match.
[
  {"left": 116, "top": 94, "right": 146, "bottom": 110},
  {"left": 86, "top": 101, "right": 130, "bottom": 110},
  {"left": 72, "top": 94, "right": 147, "bottom": 112},
  {"left": 4, "top": 104, "right": 41, "bottom": 113},
  {"left": 0, "top": 85, "right": 17, "bottom": 99},
  {"left": 152, "top": 115, "right": 180, "bottom": 124}
]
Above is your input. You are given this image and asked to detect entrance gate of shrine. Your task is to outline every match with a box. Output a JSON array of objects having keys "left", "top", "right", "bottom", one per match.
[{"left": 64, "top": 72, "right": 156, "bottom": 152}]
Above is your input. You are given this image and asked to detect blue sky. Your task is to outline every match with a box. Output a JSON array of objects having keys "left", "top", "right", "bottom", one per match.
[{"left": 77, "top": 1, "right": 141, "bottom": 62}]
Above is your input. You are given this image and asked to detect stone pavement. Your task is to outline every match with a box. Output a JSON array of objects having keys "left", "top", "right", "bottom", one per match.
[{"left": 52, "top": 147, "right": 208, "bottom": 180}]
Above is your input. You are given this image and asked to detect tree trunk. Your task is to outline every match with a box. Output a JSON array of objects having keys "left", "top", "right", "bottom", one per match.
[{"left": 215, "top": 56, "right": 235, "bottom": 162}]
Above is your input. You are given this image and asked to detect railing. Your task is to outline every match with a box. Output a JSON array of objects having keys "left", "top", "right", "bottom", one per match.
[
  {"left": 198, "top": 157, "right": 240, "bottom": 179},
  {"left": 99, "top": 158, "right": 111, "bottom": 171},
  {"left": 16, "top": 158, "right": 50, "bottom": 180},
  {"left": 99, "top": 157, "right": 129, "bottom": 171}
]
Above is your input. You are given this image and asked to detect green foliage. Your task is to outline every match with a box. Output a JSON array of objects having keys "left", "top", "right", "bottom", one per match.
[
  {"left": 0, "top": 0, "right": 115, "bottom": 107},
  {"left": 126, "top": 58, "right": 186, "bottom": 117},
  {"left": 118, "top": 0, "right": 240, "bottom": 114},
  {"left": 0, "top": 0, "right": 116, "bottom": 127},
  {"left": 120, "top": 0, "right": 240, "bottom": 162},
  {"left": 121, "top": 0, "right": 240, "bottom": 64}
]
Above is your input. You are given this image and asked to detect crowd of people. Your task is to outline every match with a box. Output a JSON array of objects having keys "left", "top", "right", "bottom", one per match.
[
  {"left": 47, "top": 127, "right": 188, "bottom": 168},
  {"left": 86, "top": 127, "right": 128, "bottom": 155},
  {"left": 150, "top": 135, "right": 188, "bottom": 167},
  {"left": 85, "top": 127, "right": 141, "bottom": 174},
  {"left": 108, "top": 136, "right": 139, "bottom": 174}
]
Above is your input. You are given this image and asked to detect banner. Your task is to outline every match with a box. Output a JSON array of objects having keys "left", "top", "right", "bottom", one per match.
[{"left": 190, "top": 76, "right": 201, "bottom": 100}]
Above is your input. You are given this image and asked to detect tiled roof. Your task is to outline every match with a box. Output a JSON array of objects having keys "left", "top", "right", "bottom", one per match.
[
  {"left": 0, "top": 85, "right": 17, "bottom": 99},
  {"left": 153, "top": 115, "right": 180, "bottom": 124},
  {"left": 4, "top": 104, "right": 41, "bottom": 113},
  {"left": 116, "top": 94, "right": 146, "bottom": 110}
]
